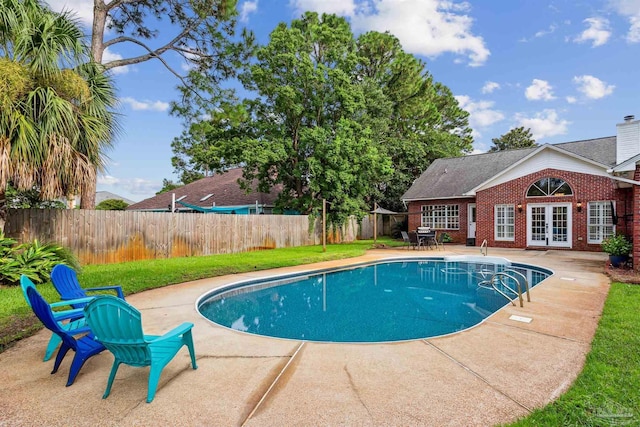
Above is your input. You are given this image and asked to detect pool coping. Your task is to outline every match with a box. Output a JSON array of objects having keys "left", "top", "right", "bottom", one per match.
[{"left": 0, "top": 246, "right": 610, "bottom": 426}]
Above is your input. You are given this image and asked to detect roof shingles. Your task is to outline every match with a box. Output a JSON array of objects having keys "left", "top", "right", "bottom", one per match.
[
  {"left": 127, "top": 168, "right": 280, "bottom": 211},
  {"left": 402, "top": 136, "right": 616, "bottom": 200}
]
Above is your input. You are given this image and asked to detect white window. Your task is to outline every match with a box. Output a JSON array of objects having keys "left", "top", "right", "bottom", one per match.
[
  {"left": 495, "top": 204, "right": 515, "bottom": 241},
  {"left": 421, "top": 205, "right": 459, "bottom": 229},
  {"left": 588, "top": 201, "right": 614, "bottom": 243}
]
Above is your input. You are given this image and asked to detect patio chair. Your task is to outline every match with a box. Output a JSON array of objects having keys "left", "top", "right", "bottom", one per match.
[
  {"left": 83, "top": 295, "right": 198, "bottom": 403},
  {"left": 23, "top": 278, "right": 105, "bottom": 386},
  {"left": 408, "top": 231, "right": 422, "bottom": 250},
  {"left": 400, "top": 231, "right": 412, "bottom": 249},
  {"left": 434, "top": 232, "right": 445, "bottom": 251},
  {"left": 20, "top": 275, "right": 89, "bottom": 362},
  {"left": 51, "top": 264, "right": 125, "bottom": 308}
]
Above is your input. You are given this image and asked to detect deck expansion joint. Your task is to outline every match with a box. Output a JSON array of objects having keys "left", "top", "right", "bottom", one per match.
[
  {"left": 486, "top": 320, "right": 586, "bottom": 344},
  {"left": 240, "top": 341, "right": 306, "bottom": 426},
  {"left": 422, "top": 339, "right": 533, "bottom": 413}
]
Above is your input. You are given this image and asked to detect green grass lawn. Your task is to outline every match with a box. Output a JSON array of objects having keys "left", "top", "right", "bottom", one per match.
[
  {"left": 505, "top": 282, "right": 640, "bottom": 426},
  {"left": 0, "top": 239, "right": 401, "bottom": 352}
]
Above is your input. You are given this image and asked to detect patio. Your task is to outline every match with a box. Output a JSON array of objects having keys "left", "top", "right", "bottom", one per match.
[{"left": 0, "top": 246, "right": 609, "bottom": 426}]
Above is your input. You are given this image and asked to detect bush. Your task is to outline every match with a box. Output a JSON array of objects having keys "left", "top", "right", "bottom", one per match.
[
  {"left": 601, "top": 234, "right": 632, "bottom": 256},
  {"left": 0, "top": 231, "right": 79, "bottom": 286},
  {"left": 96, "top": 199, "right": 129, "bottom": 210},
  {"left": 441, "top": 232, "right": 453, "bottom": 243}
]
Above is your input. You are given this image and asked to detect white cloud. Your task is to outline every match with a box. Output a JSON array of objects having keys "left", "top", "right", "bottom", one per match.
[
  {"left": 289, "top": 0, "right": 356, "bottom": 16},
  {"left": 46, "top": 0, "right": 94, "bottom": 27},
  {"left": 481, "top": 81, "right": 500, "bottom": 94},
  {"left": 455, "top": 95, "right": 505, "bottom": 132},
  {"left": 120, "top": 97, "right": 170, "bottom": 112},
  {"left": 514, "top": 110, "right": 569, "bottom": 140},
  {"left": 240, "top": 1, "right": 259, "bottom": 23},
  {"left": 609, "top": 0, "right": 640, "bottom": 42},
  {"left": 525, "top": 79, "right": 555, "bottom": 101},
  {"left": 98, "top": 175, "right": 161, "bottom": 196},
  {"left": 573, "top": 75, "right": 615, "bottom": 99},
  {"left": 534, "top": 24, "right": 557, "bottom": 38},
  {"left": 573, "top": 17, "right": 611, "bottom": 47},
  {"left": 566, "top": 96, "right": 577, "bottom": 104},
  {"left": 293, "top": 0, "right": 489, "bottom": 67},
  {"left": 97, "top": 175, "right": 120, "bottom": 186}
]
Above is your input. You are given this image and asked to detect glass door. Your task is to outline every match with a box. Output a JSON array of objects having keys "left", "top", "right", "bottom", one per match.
[{"left": 527, "top": 203, "right": 572, "bottom": 248}]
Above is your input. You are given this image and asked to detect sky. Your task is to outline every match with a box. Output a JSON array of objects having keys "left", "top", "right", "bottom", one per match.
[{"left": 46, "top": 0, "right": 640, "bottom": 203}]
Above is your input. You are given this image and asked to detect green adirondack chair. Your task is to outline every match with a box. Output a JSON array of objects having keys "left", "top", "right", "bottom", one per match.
[{"left": 83, "top": 295, "right": 198, "bottom": 403}]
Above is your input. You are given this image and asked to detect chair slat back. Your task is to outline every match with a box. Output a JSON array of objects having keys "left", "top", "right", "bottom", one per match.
[
  {"left": 26, "top": 284, "right": 78, "bottom": 351},
  {"left": 84, "top": 296, "right": 151, "bottom": 365},
  {"left": 51, "top": 264, "right": 87, "bottom": 305}
]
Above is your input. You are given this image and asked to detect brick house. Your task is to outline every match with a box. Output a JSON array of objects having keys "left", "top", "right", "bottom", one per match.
[{"left": 402, "top": 116, "right": 640, "bottom": 260}]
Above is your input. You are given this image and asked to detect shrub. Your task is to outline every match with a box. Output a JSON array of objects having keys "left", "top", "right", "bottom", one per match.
[
  {"left": 0, "top": 232, "right": 79, "bottom": 286},
  {"left": 601, "top": 234, "right": 632, "bottom": 256},
  {"left": 96, "top": 199, "right": 129, "bottom": 210}
]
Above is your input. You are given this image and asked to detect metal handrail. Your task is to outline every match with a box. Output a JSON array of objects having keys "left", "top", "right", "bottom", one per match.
[
  {"left": 480, "top": 239, "right": 488, "bottom": 256},
  {"left": 488, "top": 272, "right": 524, "bottom": 307},
  {"left": 503, "top": 269, "right": 530, "bottom": 302}
]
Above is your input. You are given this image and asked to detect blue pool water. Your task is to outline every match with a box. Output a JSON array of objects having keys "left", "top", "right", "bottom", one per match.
[{"left": 197, "top": 258, "right": 551, "bottom": 343}]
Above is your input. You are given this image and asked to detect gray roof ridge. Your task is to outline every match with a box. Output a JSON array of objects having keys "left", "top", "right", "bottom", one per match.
[{"left": 552, "top": 135, "right": 615, "bottom": 146}]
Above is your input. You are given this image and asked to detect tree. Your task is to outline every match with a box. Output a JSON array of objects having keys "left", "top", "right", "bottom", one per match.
[
  {"left": 0, "top": 0, "right": 118, "bottom": 213},
  {"left": 4, "top": 185, "right": 66, "bottom": 209},
  {"left": 52, "top": 0, "right": 248, "bottom": 208},
  {"left": 489, "top": 127, "right": 536, "bottom": 152},
  {"left": 170, "top": 14, "right": 472, "bottom": 221},
  {"left": 95, "top": 199, "right": 129, "bottom": 210},
  {"left": 355, "top": 31, "right": 472, "bottom": 211},
  {"left": 156, "top": 179, "right": 182, "bottom": 195}
]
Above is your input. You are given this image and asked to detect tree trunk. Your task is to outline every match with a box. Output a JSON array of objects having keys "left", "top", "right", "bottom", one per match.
[
  {"left": 91, "top": 1, "right": 107, "bottom": 63},
  {"left": 80, "top": 166, "right": 97, "bottom": 209}
]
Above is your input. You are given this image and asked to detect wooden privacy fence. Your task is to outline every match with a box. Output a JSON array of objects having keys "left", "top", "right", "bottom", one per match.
[{"left": 4, "top": 209, "right": 366, "bottom": 265}]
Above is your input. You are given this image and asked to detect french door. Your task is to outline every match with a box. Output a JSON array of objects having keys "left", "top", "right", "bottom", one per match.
[{"left": 526, "top": 203, "right": 572, "bottom": 248}]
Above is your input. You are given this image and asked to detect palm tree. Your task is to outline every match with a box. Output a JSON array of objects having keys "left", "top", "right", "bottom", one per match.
[{"left": 0, "top": 0, "right": 118, "bottom": 209}]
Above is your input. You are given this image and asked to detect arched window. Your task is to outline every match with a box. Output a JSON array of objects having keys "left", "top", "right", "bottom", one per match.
[{"left": 526, "top": 178, "right": 573, "bottom": 197}]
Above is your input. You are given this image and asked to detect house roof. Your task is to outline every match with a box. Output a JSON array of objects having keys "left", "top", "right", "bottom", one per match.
[
  {"left": 126, "top": 168, "right": 281, "bottom": 211},
  {"left": 401, "top": 136, "right": 616, "bottom": 201},
  {"left": 95, "top": 191, "right": 136, "bottom": 205}
]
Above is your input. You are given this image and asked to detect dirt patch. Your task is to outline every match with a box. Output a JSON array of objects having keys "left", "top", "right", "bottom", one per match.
[
  {"left": 0, "top": 314, "right": 41, "bottom": 353},
  {"left": 604, "top": 263, "right": 640, "bottom": 284}
]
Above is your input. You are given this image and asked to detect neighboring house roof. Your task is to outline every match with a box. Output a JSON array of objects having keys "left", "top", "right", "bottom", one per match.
[
  {"left": 96, "top": 191, "right": 136, "bottom": 206},
  {"left": 126, "top": 168, "right": 280, "bottom": 211},
  {"left": 402, "top": 136, "right": 616, "bottom": 201}
]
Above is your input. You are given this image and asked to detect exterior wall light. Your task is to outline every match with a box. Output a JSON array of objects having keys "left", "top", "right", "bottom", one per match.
[
  {"left": 576, "top": 201, "right": 582, "bottom": 212},
  {"left": 517, "top": 203, "right": 523, "bottom": 213}
]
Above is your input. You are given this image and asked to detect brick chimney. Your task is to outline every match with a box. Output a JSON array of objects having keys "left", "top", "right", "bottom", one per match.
[{"left": 616, "top": 115, "right": 640, "bottom": 165}]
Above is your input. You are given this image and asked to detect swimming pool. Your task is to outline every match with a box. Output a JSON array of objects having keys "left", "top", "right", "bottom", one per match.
[{"left": 197, "top": 258, "right": 552, "bottom": 343}]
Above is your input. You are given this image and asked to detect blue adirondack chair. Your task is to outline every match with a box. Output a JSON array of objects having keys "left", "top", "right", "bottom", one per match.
[
  {"left": 24, "top": 281, "right": 105, "bottom": 386},
  {"left": 83, "top": 295, "right": 198, "bottom": 403},
  {"left": 20, "top": 275, "right": 90, "bottom": 361},
  {"left": 51, "top": 264, "right": 125, "bottom": 308}
]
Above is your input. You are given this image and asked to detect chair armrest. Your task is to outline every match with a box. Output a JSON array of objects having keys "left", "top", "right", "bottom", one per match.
[
  {"left": 51, "top": 308, "right": 86, "bottom": 321},
  {"left": 84, "top": 285, "right": 125, "bottom": 299},
  {"left": 50, "top": 297, "right": 94, "bottom": 308},
  {"left": 147, "top": 322, "right": 194, "bottom": 344}
]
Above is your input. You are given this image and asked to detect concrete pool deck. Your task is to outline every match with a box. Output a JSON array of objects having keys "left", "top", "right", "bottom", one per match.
[{"left": 0, "top": 246, "right": 610, "bottom": 426}]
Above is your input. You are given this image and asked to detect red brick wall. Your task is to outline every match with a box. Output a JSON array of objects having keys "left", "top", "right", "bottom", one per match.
[
  {"left": 407, "top": 198, "right": 474, "bottom": 244},
  {"left": 633, "top": 166, "right": 640, "bottom": 269},
  {"left": 476, "top": 168, "right": 630, "bottom": 251},
  {"left": 407, "top": 168, "right": 632, "bottom": 251}
]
